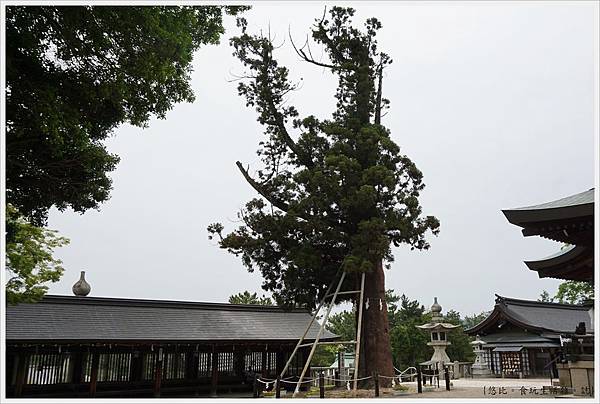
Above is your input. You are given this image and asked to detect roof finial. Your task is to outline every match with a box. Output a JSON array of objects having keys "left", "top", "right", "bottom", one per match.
[{"left": 72, "top": 271, "right": 91, "bottom": 296}]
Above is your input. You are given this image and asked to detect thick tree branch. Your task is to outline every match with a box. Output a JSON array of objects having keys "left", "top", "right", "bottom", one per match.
[{"left": 236, "top": 161, "right": 290, "bottom": 212}]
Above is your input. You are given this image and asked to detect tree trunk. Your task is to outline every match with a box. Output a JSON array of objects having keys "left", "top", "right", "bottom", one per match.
[{"left": 358, "top": 260, "right": 394, "bottom": 387}]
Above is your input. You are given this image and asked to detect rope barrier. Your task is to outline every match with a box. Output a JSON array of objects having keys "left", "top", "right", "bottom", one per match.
[
  {"left": 279, "top": 378, "right": 316, "bottom": 385},
  {"left": 255, "top": 375, "right": 297, "bottom": 382}
]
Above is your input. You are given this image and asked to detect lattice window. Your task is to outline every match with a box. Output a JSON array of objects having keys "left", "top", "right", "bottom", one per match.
[
  {"left": 97, "top": 353, "right": 131, "bottom": 382},
  {"left": 245, "top": 352, "right": 263, "bottom": 373},
  {"left": 218, "top": 352, "right": 234, "bottom": 375},
  {"left": 26, "top": 354, "right": 71, "bottom": 385},
  {"left": 197, "top": 352, "right": 212, "bottom": 377},
  {"left": 141, "top": 353, "right": 157, "bottom": 381},
  {"left": 266, "top": 352, "right": 277, "bottom": 372},
  {"left": 492, "top": 351, "right": 501, "bottom": 375},
  {"left": 521, "top": 349, "right": 530, "bottom": 376},
  {"left": 163, "top": 352, "right": 186, "bottom": 380}
]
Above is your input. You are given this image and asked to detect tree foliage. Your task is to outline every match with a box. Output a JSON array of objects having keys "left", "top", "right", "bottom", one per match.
[
  {"left": 208, "top": 7, "right": 439, "bottom": 309},
  {"left": 540, "top": 281, "right": 594, "bottom": 305},
  {"left": 228, "top": 290, "right": 273, "bottom": 305},
  {"left": 322, "top": 292, "right": 479, "bottom": 369},
  {"left": 6, "top": 5, "right": 247, "bottom": 225},
  {"left": 462, "top": 311, "right": 491, "bottom": 330},
  {"left": 5, "top": 205, "right": 69, "bottom": 304},
  {"left": 443, "top": 310, "right": 475, "bottom": 364}
]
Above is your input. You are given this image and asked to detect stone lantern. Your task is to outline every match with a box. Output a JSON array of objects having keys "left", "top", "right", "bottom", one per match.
[
  {"left": 470, "top": 335, "right": 492, "bottom": 377},
  {"left": 416, "top": 297, "right": 460, "bottom": 372}
]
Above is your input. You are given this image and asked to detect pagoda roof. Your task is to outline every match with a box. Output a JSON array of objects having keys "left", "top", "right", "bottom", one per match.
[
  {"left": 524, "top": 245, "right": 593, "bottom": 282},
  {"left": 502, "top": 188, "right": 594, "bottom": 245},
  {"left": 502, "top": 188, "right": 594, "bottom": 281},
  {"left": 465, "top": 295, "right": 592, "bottom": 336}
]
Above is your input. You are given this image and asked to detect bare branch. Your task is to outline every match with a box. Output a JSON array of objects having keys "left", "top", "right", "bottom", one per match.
[{"left": 236, "top": 161, "right": 290, "bottom": 212}]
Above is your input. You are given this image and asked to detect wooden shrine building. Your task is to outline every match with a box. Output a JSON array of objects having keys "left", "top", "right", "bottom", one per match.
[
  {"left": 5, "top": 295, "right": 335, "bottom": 398},
  {"left": 465, "top": 295, "right": 592, "bottom": 378}
]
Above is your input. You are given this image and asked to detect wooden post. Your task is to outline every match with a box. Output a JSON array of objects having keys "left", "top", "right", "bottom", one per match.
[
  {"left": 444, "top": 367, "right": 450, "bottom": 391},
  {"left": 210, "top": 350, "right": 218, "bottom": 397},
  {"left": 261, "top": 350, "right": 268, "bottom": 377},
  {"left": 275, "top": 375, "right": 281, "bottom": 398},
  {"left": 70, "top": 351, "right": 83, "bottom": 384},
  {"left": 129, "top": 351, "right": 142, "bottom": 383},
  {"left": 353, "top": 273, "right": 366, "bottom": 391},
  {"left": 276, "top": 350, "right": 284, "bottom": 376},
  {"left": 436, "top": 363, "right": 440, "bottom": 388},
  {"left": 253, "top": 374, "right": 259, "bottom": 398},
  {"left": 417, "top": 368, "right": 422, "bottom": 394},
  {"left": 319, "top": 372, "right": 325, "bottom": 398},
  {"left": 89, "top": 351, "right": 99, "bottom": 398},
  {"left": 334, "top": 370, "right": 340, "bottom": 388},
  {"left": 374, "top": 371, "right": 380, "bottom": 397},
  {"left": 153, "top": 348, "right": 163, "bottom": 398},
  {"left": 14, "top": 353, "right": 28, "bottom": 397}
]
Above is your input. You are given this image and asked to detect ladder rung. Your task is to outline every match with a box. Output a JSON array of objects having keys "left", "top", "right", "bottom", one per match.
[
  {"left": 297, "top": 340, "right": 356, "bottom": 348},
  {"left": 325, "top": 290, "right": 361, "bottom": 299}
]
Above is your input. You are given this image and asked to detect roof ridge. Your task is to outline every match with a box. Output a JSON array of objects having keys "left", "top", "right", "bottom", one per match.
[
  {"left": 495, "top": 294, "right": 588, "bottom": 310},
  {"left": 38, "top": 294, "right": 310, "bottom": 313}
]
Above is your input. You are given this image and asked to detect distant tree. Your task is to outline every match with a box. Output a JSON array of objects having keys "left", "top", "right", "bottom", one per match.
[
  {"left": 538, "top": 290, "right": 554, "bottom": 303},
  {"left": 554, "top": 281, "right": 594, "bottom": 304},
  {"left": 443, "top": 310, "right": 474, "bottom": 363},
  {"left": 389, "top": 293, "right": 430, "bottom": 369},
  {"left": 327, "top": 310, "right": 356, "bottom": 341},
  {"left": 5, "top": 205, "right": 69, "bottom": 304},
  {"left": 6, "top": 5, "right": 247, "bottom": 225},
  {"left": 462, "top": 311, "right": 491, "bottom": 330},
  {"left": 228, "top": 291, "right": 273, "bottom": 305},
  {"left": 208, "top": 7, "right": 439, "bottom": 381}
]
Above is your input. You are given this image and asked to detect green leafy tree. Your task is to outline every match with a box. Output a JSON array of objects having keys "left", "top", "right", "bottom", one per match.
[
  {"left": 554, "top": 281, "right": 594, "bottom": 304},
  {"left": 208, "top": 7, "right": 439, "bottom": 381},
  {"left": 327, "top": 310, "right": 357, "bottom": 341},
  {"left": 462, "top": 311, "right": 491, "bottom": 330},
  {"left": 228, "top": 290, "right": 273, "bottom": 305},
  {"left": 6, "top": 5, "right": 247, "bottom": 225},
  {"left": 5, "top": 205, "right": 69, "bottom": 304},
  {"left": 443, "top": 310, "right": 474, "bottom": 363},
  {"left": 538, "top": 290, "right": 554, "bottom": 303},
  {"left": 389, "top": 294, "right": 431, "bottom": 369}
]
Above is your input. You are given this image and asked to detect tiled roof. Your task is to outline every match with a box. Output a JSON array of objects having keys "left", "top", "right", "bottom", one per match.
[
  {"left": 6, "top": 295, "right": 337, "bottom": 342},
  {"left": 509, "top": 188, "right": 594, "bottom": 211},
  {"left": 465, "top": 295, "right": 592, "bottom": 335},
  {"left": 498, "top": 296, "right": 592, "bottom": 334}
]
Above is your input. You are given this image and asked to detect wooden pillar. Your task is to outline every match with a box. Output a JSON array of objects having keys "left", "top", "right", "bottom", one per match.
[
  {"left": 319, "top": 372, "right": 325, "bottom": 398},
  {"left": 276, "top": 350, "right": 284, "bottom": 375},
  {"left": 129, "top": 351, "right": 143, "bottom": 382},
  {"left": 89, "top": 351, "right": 100, "bottom": 398},
  {"left": 417, "top": 368, "right": 422, "bottom": 393},
  {"left": 210, "top": 350, "right": 219, "bottom": 397},
  {"left": 188, "top": 351, "right": 199, "bottom": 380},
  {"left": 153, "top": 348, "right": 163, "bottom": 398},
  {"left": 14, "top": 352, "right": 28, "bottom": 397},
  {"left": 233, "top": 348, "right": 245, "bottom": 379},
  {"left": 374, "top": 372, "right": 380, "bottom": 397},
  {"left": 70, "top": 350, "right": 84, "bottom": 384},
  {"left": 261, "top": 350, "right": 268, "bottom": 377}
]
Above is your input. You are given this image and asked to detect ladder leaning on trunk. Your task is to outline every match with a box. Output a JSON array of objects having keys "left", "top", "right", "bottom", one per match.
[{"left": 279, "top": 271, "right": 366, "bottom": 396}]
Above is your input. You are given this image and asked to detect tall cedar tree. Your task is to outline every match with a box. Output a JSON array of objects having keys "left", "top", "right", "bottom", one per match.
[
  {"left": 6, "top": 6, "right": 246, "bottom": 226},
  {"left": 208, "top": 8, "right": 440, "bottom": 383}
]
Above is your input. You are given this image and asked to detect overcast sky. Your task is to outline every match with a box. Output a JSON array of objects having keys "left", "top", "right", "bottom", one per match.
[{"left": 46, "top": 1, "right": 597, "bottom": 317}]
